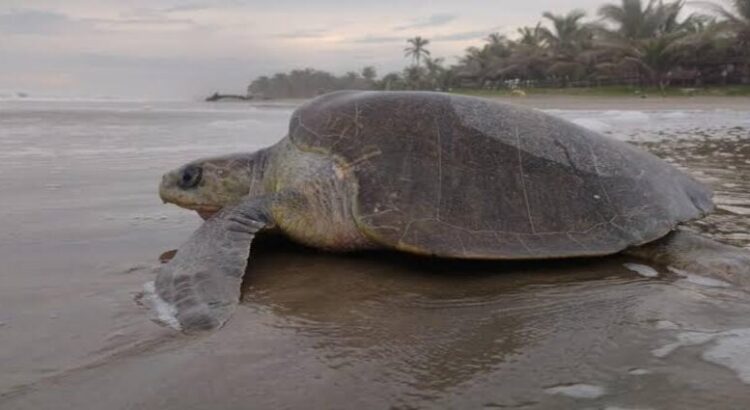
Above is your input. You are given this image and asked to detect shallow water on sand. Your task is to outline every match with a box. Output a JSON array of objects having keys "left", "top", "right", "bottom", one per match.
[{"left": 1, "top": 98, "right": 750, "bottom": 409}]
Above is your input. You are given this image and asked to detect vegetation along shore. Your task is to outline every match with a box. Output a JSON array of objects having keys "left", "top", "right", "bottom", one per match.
[{"left": 208, "top": 0, "right": 750, "bottom": 100}]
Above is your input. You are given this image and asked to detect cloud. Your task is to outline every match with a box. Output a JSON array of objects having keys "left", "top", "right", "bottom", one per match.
[
  {"left": 394, "top": 13, "right": 457, "bottom": 31},
  {"left": 350, "top": 25, "right": 500, "bottom": 45},
  {"left": 163, "top": 0, "right": 248, "bottom": 13},
  {"left": 433, "top": 27, "right": 501, "bottom": 42},
  {"left": 350, "top": 35, "right": 404, "bottom": 44},
  {"left": 275, "top": 28, "right": 329, "bottom": 39},
  {"left": 0, "top": 9, "right": 78, "bottom": 34},
  {"left": 0, "top": 8, "right": 203, "bottom": 36},
  {"left": 164, "top": 3, "right": 213, "bottom": 12},
  {"left": 119, "top": 7, "right": 168, "bottom": 19},
  {"left": 88, "top": 17, "right": 200, "bottom": 32}
]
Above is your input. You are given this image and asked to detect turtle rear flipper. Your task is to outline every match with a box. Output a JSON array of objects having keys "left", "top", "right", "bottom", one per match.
[{"left": 139, "top": 198, "right": 271, "bottom": 332}]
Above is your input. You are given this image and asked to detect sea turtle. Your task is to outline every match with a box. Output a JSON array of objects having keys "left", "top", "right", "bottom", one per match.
[{"left": 142, "top": 91, "right": 750, "bottom": 332}]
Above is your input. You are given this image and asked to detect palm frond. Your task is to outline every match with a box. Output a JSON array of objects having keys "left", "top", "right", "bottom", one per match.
[{"left": 692, "top": 1, "right": 744, "bottom": 24}]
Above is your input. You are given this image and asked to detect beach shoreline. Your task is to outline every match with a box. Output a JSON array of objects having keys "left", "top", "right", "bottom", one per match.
[
  {"left": 231, "top": 93, "right": 750, "bottom": 111},
  {"left": 480, "top": 94, "right": 750, "bottom": 110},
  {"left": 6, "top": 93, "right": 749, "bottom": 111}
]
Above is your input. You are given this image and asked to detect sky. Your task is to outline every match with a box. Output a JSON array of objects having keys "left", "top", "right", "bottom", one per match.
[{"left": 0, "top": 0, "right": 704, "bottom": 100}]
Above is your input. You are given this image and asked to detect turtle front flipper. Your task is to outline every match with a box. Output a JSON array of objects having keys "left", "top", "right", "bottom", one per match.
[
  {"left": 139, "top": 198, "right": 272, "bottom": 332},
  {"left": 625, "top": 230, "right": 750, "bottom": 288}
]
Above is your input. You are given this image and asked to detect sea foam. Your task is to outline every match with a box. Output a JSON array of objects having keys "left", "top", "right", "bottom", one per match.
[
  {"left": 544, "top": 384, "right": 606, "bottom": 399},
  {"left": 623, "top": 263, "right": 659, "bottom": 278},
  {"left": 654, "top": 328, "right": 750, "bottom": 384},
  {"left": 141, "top": 281, "right": 182, "bottom": 331}
]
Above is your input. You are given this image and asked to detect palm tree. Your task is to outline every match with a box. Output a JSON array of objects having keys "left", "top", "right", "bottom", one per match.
[
  {"left": 711, "top": 0, "right": 750, "bottom": 80},
  {"left": 380, "top": 72, "right": 405, "bottom": 90},
  {"left": 539, "top": 10, "right": 594, "bottom": 85},
  {"left": 541, "top": 9, "right": 591, "bottom": 56},
  {"left": 595, "top": 0, "right": 713, "bottom": 89},
  {"left": 699, "top": 0, "right": 750, "bottom": 27},
  {"left": 699, "top": 0, "right": 750, "bottom": 55},
  {"left": 498, "top": 48, "right": 549, "bottom": 83},
  {"left": 598, "top": 0, "right": 660, "bottom": 39},
  {"left": 423, "top": 57, "right": 448, "bottom": 89},
  {"left": 484, "top": 33, "right": 514, "bottom": 58},
  {"left": 604, "top": 32, "right": 690, "bottom": 90},
  {"left": 404, "top": 36, "right": 431, "bottom": 67},
  {"left": 361, "top": 66, "right": 377, "bottom": 84},
  {"left": 457, "top": 45, "right": 495, "bottom": 86},
  {"left": 517, "top": 23, "right": 546, "bottom": 48},
  {"left": 486, "top": 32, "right": 506, "bottom": 45},
  {"left": 482, "top": 24, "right": 549, "bottom": 83},
  {"left": 344, "top": 71, "right": 360, "bottom": 82},
  {"left": 403, "top": 65, "right": 428, "bottom": 89},
  {"left": 597, "top": 0, "right": 697, "bottom": 39}
]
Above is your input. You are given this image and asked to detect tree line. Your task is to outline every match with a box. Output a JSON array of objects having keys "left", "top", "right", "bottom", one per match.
[{"left": 246, "top": 0, "right": 750, "bottom": 98}]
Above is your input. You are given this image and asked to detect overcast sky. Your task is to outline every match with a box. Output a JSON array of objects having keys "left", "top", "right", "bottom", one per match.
[{"left": 0, "top": 0, "right": 700, "bottom": 100}]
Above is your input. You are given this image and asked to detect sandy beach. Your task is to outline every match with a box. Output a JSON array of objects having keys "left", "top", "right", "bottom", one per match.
[
  {"left": 488, "top": 94, "right": 750, "bottom": 110},
  {"left": 1, "top": 96, "right": 750, "bottom": 409}
]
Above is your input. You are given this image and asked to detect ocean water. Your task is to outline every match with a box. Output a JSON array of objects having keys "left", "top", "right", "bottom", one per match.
[{"left": 1, "top": 98, "right": 750, "bottom": 409}]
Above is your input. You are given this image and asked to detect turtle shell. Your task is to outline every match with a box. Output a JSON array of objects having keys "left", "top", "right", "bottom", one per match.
[{"left": 289, "top": 91, "right": 713, "bottom": 259}]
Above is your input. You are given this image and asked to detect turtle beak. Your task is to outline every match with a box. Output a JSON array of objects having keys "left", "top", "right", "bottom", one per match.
[
  {"left": 159, "top": 175, "right": 169, "bottom": 204},
  {"left": 159, "top": 172, "right": 178, "bottom": 204},
  {"left": 159, "top": 174, "right": 170, "bottom": 204}
]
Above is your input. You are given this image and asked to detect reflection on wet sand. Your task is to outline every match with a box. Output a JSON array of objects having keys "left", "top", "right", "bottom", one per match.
[
  {"left": 233, "top": 236, "right": 750, "bottom": 408},
  {"left": 247, "top": 238, "right": 646, "bottom": 392}
]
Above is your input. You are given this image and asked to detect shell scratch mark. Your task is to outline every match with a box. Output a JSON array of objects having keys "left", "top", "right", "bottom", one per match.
[
  {"left": 566, "top": 233, "right": 590, "bottom": 251},
  {"left": 329, "top": 104, "right": 363, "bottom": 150},
  {"left": 588, "top": 144, "right": 615, "bottom": 210},
  {"left": 433, "top": 214, "right": 613, "bottom": 237},
  {"left": 359, "top": 207, "right": 399, "bottom": 218},
  {"left": 515, "top": 234, "right": 533, "bottom": 254},
  {"left": 435, "top": 118, "right": 443, "bottom": 220},
  {"left": 373, "top": 225, "right": 401, "bottom": 233},
  {"left": 341, "top": 148, "right": 383, "bottom": 171},
  {"left": 353, "top": 102, "right": 363, "bottom": 137},
  {"left": 329, "top": 129, "right": 349, "bottom": 151},
  {"left": 398, "top": 217, "right": 433, "bottom": 245},
  {"left": 295, "top": 113, "right": 324, "bottom": 140},
  {"left": 515, "top": 127, "right": 536, "bottom": 234},
  {"left": 456, "top": 233, "right": 467, "bottom": 256}
]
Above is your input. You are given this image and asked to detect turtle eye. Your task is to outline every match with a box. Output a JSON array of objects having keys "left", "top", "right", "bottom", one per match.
[{"left": 178, "top": 165, "right": 202, "bottom": 189}]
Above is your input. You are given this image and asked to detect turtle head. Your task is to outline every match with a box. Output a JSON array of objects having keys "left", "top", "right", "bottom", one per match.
[{"left": 159, "top": 151, "right": 268, "bottom": 219}]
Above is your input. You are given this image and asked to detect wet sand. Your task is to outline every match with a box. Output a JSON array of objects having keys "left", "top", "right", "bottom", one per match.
[
  {"left": 1, "top": 97, "right": 750, "bottom": 409},
  {"left": 488, "top": 94, "right": 750, "bottom": 110}
]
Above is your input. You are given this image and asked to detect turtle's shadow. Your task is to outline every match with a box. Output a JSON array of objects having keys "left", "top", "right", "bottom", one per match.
[
  {"left": 247, "top": 232, "right": 637, "bottom": 275},
  {"left": 235, "top": 234, "right": 663, "bottom": 395},
  {"left": 241, "top": 232, "right": 647, "bottom": 302}
]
